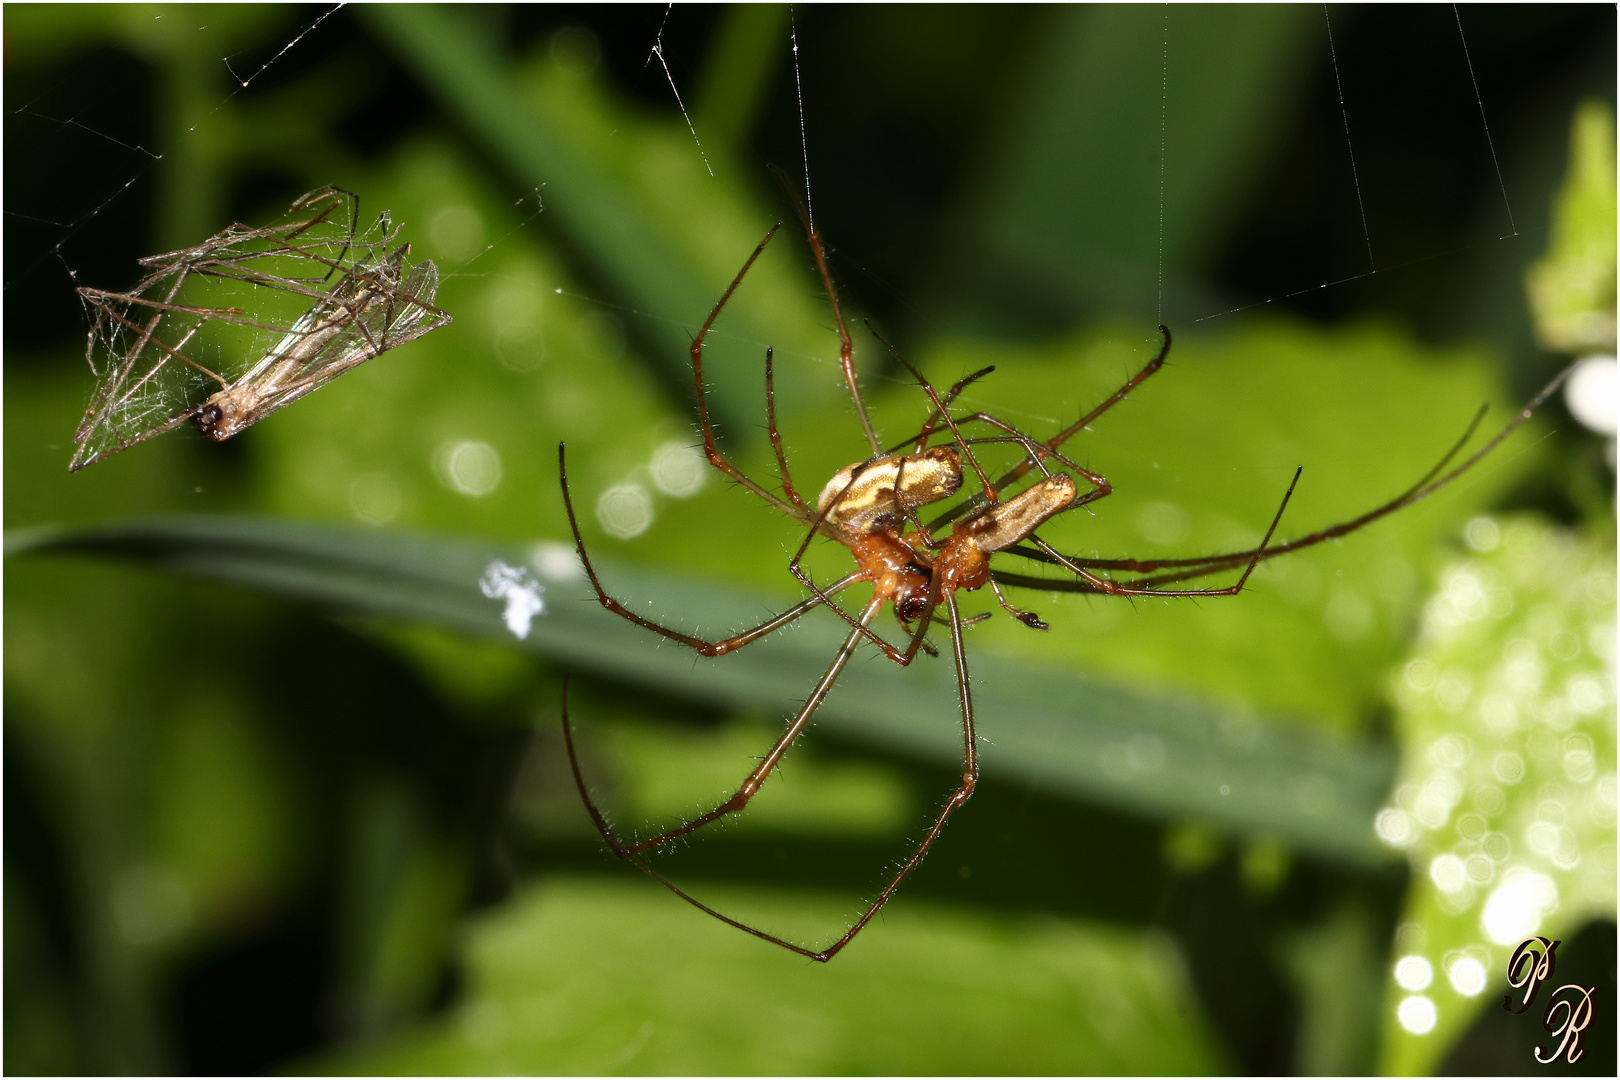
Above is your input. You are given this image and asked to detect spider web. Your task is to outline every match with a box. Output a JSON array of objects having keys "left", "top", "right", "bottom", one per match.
[
  {"left": 2, "top": 8, "right": 1607, "bottom": 481},
  {"left": 539, "top": 6, "right": 1597, "bottom": 408},
  {"left": 4, "top": 4, "right": 534, "bottom": 387},
  {"left": 70, "top": 189, "right": 450, "bottom": 469}
]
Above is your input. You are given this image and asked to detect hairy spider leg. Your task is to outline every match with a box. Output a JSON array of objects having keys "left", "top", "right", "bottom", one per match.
[
  {"left": 928, "top": 325, "right": 1174, "bottom": 532},
  {"left": 893, "top": 366, "right": 999, "bottom": 456},
  {"left": 991, "top": 363, "right": 1572, "bottom": 595},
  {"left": 769, "top": 164, "right": 881, "bottom": 457},
  {"left": 559, "top": 588, "right": 982, "bottom": 964},
  {"left": 762, "top": 346, "right": 807, "bottom": 509},
  {"left": 1016, "top": 467, "right": 1302, "bottom": 601},
  {"left": 558, "top": 443, "right": 864, "bottom": 657},
  {"left": 569, "top": 594, "right": 881, "bottom": 856},
  {"left": 782, "top": 460, "right": 947, "bottom": 665},
  {"left": 686, "top": 223, "right": 815, "bottom": 523}
]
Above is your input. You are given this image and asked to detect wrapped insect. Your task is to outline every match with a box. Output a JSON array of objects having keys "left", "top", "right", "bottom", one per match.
[{"left": 70, "top": 186, "right": 450, "bottom": 471}]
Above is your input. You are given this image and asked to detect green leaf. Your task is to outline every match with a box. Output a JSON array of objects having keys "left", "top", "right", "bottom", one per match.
[
  {"left": 8, "top": 514, "right": 1395, "bottom": 860},
  {"left": 298, "top": 877, "right": 1231, "bottom": 1075},
  {"left": 1526, "top": 102, "right": 1617, "bottom": 355},
  {"left": 1373, "top": 516, "right": 1616, "bottom": 1075},
  {"left": 899, "top": 319, "right": 1531, "bottom": 734},
  {"left": 925, "top": 5, "right": 1319, "bottom": 331},
  {"left": 359, "top": 4, "right": 856, "bottom": 435}
]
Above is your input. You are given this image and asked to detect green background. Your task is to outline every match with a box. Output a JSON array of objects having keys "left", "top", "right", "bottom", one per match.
[{"left": 5, "top": 5, "right": 1614, "bottom": 1075}]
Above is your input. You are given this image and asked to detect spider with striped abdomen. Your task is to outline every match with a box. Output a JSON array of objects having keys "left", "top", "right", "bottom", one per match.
[{"left": 555, "top": 215, "right": 1569, "bottom": 963}]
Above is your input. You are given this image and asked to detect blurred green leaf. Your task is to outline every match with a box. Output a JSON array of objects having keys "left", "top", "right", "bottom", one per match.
[
  {"left": 691, "top": 5, "right": 790, "bottom": 148},
  {"left": 338, "top": 778, "right": 468, "bottom": 1037},
  {"left": 1373, "top": 516, "right": 1616, "bottom": 1074},
  {"left": 603, "top": 716, "right": 916, "bottom": 839},
  {"left": 927, "top": 5, "right": 1318, "bottom": 330},
  {"left": 150, "top": 692, "right": 302, "bottom": 933},
  {"left": 8, "top": 514, "right": 1396, "bottom": 861},
  {"left": 301, "top": 877, "right": 1231, "bottom": 1075},
  {"left": 902, "top": 319, "right": 1532, "bottom": 732},
  {"left": 4, "top": 876, "right": 83, "bottom": 1075},
  {"left": 1281, "top": 901, "right": 1383, "bottom": 1075},
  {"left": 1526, "top": 102, "right": 1617, "bottom": 356},
  {"left": 360, "top": 4, "right": 854, "bottom": 435}
]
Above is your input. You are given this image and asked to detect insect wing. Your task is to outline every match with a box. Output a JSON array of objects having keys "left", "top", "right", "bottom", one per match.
[
  {"left": 68, "top": 190, "right": 449, "bottom": 469},
  {"left": 220, "top": 253, "right": 449, "bottom": 424},
  {"left": 69, "top": 268, "right": 234, "bottom": 470},
  {"left": 352, "top": 255, "right": 448, "bottom": 351}
]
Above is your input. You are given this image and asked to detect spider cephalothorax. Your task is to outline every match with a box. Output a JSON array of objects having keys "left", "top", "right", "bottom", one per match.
[{"left": 556, "top": 217, "right": 1569, "bottom": 963}]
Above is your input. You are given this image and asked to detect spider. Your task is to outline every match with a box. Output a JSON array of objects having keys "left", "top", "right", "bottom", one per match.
[
  {"left": 556, "top": 220, "right": 1570, "bottom": 963},
  {"left": 71, "top": 186, "right": 450, "bottom": 471}
]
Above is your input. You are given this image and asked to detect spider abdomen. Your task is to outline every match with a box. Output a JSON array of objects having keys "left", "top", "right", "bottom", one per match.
[{"left": 816, "top": 446, "right": 963, "bottom": 534}]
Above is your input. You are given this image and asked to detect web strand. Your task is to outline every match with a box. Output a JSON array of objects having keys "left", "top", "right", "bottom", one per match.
[
  {"left": 18, "top": 6, "right": 343, "bottom": 293},
  {"left": 1191, "top": 229, "right": 1521, "bottom": 325},
  {"left": 1452, "top": 3, "right": 1517, "bottom": 237},
  {"left": 1156, "top": 6, "right": 1169, "bottom": 326},
  {"left": 11, "top": 107, "right": 162, "bottom": 161},
  {"left": 220, "top": 4, "right": 342, "bottom": 94},
  {"left": 790, "top": 8, "right": 815, "bottom": 235},
  {"left": 648, "top": 4, "right": 714, "bottom": 178},
  {"left": 1322, "top": 4, "right": 1376, "bottom": 274}
]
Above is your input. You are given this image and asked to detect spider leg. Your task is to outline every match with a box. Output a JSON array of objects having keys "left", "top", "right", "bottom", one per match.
[
  {"left": 929, "top": 326, "right": 1171, "bottom": 530},
  {"left": 689, "top": 224, "right": 812, "bottom": 522},
  {"left": 995, "top": 364, "right": 1570, "bottom": 595},
  {"left": 894, "top": 613, "right": 941, "bottom": 657},
  {"left": 890, "top": 454, "right": 937, "bottom": 544},
  {"left": 808, "top": 591, "right": 981, "bottom": 962},
  {"left": 989, "top": 576, "right": 1048, "bottom": 630},
  {"left": 886, "top": 365, "right": 998, "bottom": 455},
  {"left": 1041, "top": 324, "right": 1170, "bottom": 439},
  {"left": 924, "top": 414, "right": 1117, "bottom": 531},
  {"left": 784, "top": 515, "right": 924, "bottom": 664},
  {"left": 1020, "top": 467, "right": 1300, "bottom": 599},
  {"left": 865, "top": 321, "right": 999, "bottom": 502},
  {"left": 563, "top": 596, "right": 880, "bottom": 860},
  {"left": 558, "top": 673, "right": 828, "bottom": 960},
  {"left": 763, "top": 346, "right": 808, "bottom": 510},
  {"left": 770, "top": 164, "right": 881, "bottom": 456},
  {"left": 560, "top": 443, "right": 853, "bottom": 655}
]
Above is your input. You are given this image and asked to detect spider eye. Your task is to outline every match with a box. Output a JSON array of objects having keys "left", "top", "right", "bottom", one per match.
[{"left": 897, "top": 593, "right": 930, "bottom": 621}]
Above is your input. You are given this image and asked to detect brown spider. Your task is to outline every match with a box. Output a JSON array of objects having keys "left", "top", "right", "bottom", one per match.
[{"left": 556, "top": 221, "right": 1570, "bottom": 963}]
